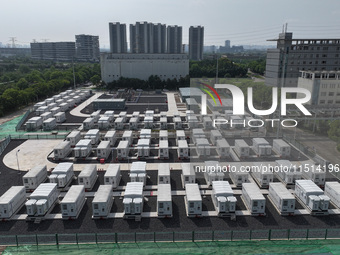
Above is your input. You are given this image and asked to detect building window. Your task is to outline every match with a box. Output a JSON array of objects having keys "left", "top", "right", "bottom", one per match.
[
  {"left": 322, "top": 61, "right": 327, "bottom": 64},
  {"left": 320, "top": 100, "right": 325, "bottom": 104},
  {"left": 322, "top": 54, "right": 327, "bottom": 57},
  {"left": 321, "top": 92, "right": 326, "bottom": 96},
  {"left": 336, "top": 100, "right": 340, "bottom": 104},
  {"left": 316, "top": 54, "right": 319, "bottom": 58},
  {"left": 323, "top": 47, "right": 329, "bottom": 50},
  {"left": 303, "top": 61, "right": 306, "bottom": 64},
  {"left": 329, "top": 92, "right": 334, "bottom": 96},
  {"left": 310, "top": 54, "right": 313, "bottom": 58},
  {"left": 322, "top": 84, "right": 327, "bottom": 88},
  {"left": 330, "top": 84, "right": 336, "bottom": 89}
]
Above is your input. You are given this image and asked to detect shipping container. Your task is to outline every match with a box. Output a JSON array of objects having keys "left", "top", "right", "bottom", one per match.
[
  {"left": 122, "top": 130, "right": 133, "bottom": 145},
  {"left": 40, "top": 112, "right": 52, "bottom": 121},
  {"left": 23, "top": 165, "right": 48, "bottom": 190},
  {"left": 159, "top": 140, "right": 169, "bottom": 159},
  {"left": 234, "top": 139, "right": 250, "bottom": 158},
  {"left": 140, "top": 129, "right": 151, "bottom": 139},
  {"left": 295, "top": 180, "right": 330, "bottom": 213},
  {"left": 92, "top": 185, "right": 114, "bottom": 218},
  {"left": 273, "top": 139, "right": 291, "bottom": 157},
  {"left": 49, "top": 163, "right": 74, "bottom": 188},
  {"left": 268, "top": 183, "right": 295, "bottom": 215},
  {"left": 157, "top": 184, "right": 172, "bottom": 218},
  {"left": 184, "top": 183, "right": 202, "bottom": 217},
  {"left": 252, "top": 138, "right": 272, "bottom": 156},
  {"left": 160, "top": 117, "right": 167, "bottom": 129},
  {"left": 60, "top": 185, "right": 86, "bottom": 219},
  {"left": 229, "top": 163, "right": 249, "bottom": 187},
  {"left": 181, "top": 163, "right": 196, "bottom": 187},
  {"left": 119, "top": 111, "right": 127, "bottom": 122},
  {"left": 26, "top": 183, "right": 59, "bottom": 216},
  {"left": 59, "top": 103, "right": 69, "bottom": 112},
  {"left": 43, "top": 118, "right": 56, "bottom": 131},
  {"left": 97, "top": 140, "right": 111, "bottom": 159},
  {"left": 210, "top": 130, "right": 223, "bottom": 145},
  {"left": 211, "top": 181, "right": 236, "bottom": 215},
  {"left": 129, "top": 117, "right": 139, "bottom": 130},
  {"left": 275, "top": 160, "right": 302, "bottom": 185},
  {"left": 104, "top": 164, "right": 122, "bottom": 189},
  {"left": 26, "top": 117, "right": 43, "bottom": 131},
  {"left": 251, "top": 162, "right": 274, "bottom": 188},
  {"left": 159, "top": 130, "right": 168, "bottom": 141},
  {"left": 117, "top": 140, "right": 129, "bottom": 159},
  {"left": 98, "top": 116, "right": 110, "bottom": 130},
  {"left": 203, "top": 161, "right": 224, "bottom": 186},
  {"left": 103, "top": 111, "right": 114, "bottom": 122},
  {"left": 50, "top": 107, "right": 60, "bottom": 116},
  {"left": 48, "top": 103, "right": 57, "bottom": 110},
  {"left": 216, "top": 138, "right": 230, "bottom": 158},
  {"left": 123, "top": 182, "right": 144, "bottom": 216},
  {"left": 66, "top": 130, "right": 81, "bottom": 147},
  {"left": 78, "top": 164, "right": 98, "bottom": 190},
  {"left": 84, "top": 129, "right": 100, "bottom": 145},
  {"left": 83, "top": 117, "right": 95, "bottom": 130},
  {"left": 130, "top": 161, "right": 147, "bottom": 185},
  {"left": 33, "top": 102, "right": 46, "bottom": 111},
  {"left": 104, "top": 130, "right": 117, "bottom": 146},
  {"left": 114, "top": 117, "right": 124, "bottom": 130},
  {"left": 158, "top": 163, "right": 170, "bottom": 184},
  {"left": 90, "top": 110, "right": 101, "bottom": 123},
  {"left": 242, "top": 183, "right": 266, "bottom": 215},
  {"left": 0, "top": 186, "right": 26, "bottom": 219},
  {"left": 53, "top": 141, "right": 71, "bottom": 160},
  {"left": 137, "top": 139, "right": 150, "bottom": 158},
  {"left": 74, "top": 139, "right": 92, "bottom": 158},
  {"left": 54, "top": 112, "right": 66, "bottom": 123},
  {"left": 174, "top": 117, "right": 182, "bottom": 129},
  {"left": 302, "top": 167, "right": 326, "bottom": 187},
  {"left": 144, "top": 116, "right": 154, "bottom": 128},
  {"left": 324, "top": 182, "right": 340, "bottom": 209},
  {"left": 177, "top": 140, "right": 189, "bottom": 159},
  {"left": 203, "top": 116, "right": 213, "bottom": 130},
  {"left": 36, "top": 106, "right": 49, "bottom": 116},
  {"left": 196, "top": 138, "right": 211, "bottom": 157},
  {"left": 176, "top": 130, "right": 186, "bottom": 145}
]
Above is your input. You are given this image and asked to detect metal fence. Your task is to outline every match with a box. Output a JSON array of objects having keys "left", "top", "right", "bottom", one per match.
[
  {"left": 1, "top": 229, "right": 340, "bottom": 247},
  {"left": 0, "top": 136, "right": 11, "bottom": 156},
  {"left": 8, "top": 134, "right": 67, "bottom": 140},
  {"left": 15, "top": 109, "right": 32, "bottom": 132}
]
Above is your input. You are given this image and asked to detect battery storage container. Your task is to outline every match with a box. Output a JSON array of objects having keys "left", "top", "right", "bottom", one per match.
[
  {"left": 60, "top": 185, "right": 86, "bottom": 219},
  {"left": 23, "top": 165, "right": 47, "bottom": 190},
  {"left": 157, "top": 184, "right": 172, "bottom": 217},
  {"left": 104, "top": 164, "right": 122, "bottom": 189},
  {"left": 184, "top": 183, "right": 202, "bottom": 217},
  {"left": 0, "top": 186, "right": 26, "bottom": 219},
  {"left": 268, "top": 182, "right": 295, "bottom": 215},
  {"left": 77, "top": 164, "right": 98, "bottom": 190},
  {"left": 242, "top": 183, "right": 266, "bottom": 215},
  {"left": 92, "top": 185, "right": 114, "bottom": 218}
]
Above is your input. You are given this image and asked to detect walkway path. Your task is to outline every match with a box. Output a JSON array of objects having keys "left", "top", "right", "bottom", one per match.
[
  {"left": 166, "top": 92, "right": 178, "bottom": 115},
  {"left": 69, "top": 93, "right": 102, "bottom": 117}
]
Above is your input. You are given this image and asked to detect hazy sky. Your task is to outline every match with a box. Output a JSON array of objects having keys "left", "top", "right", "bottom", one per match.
[{"left": 1, "top": 0, "right": 340, "bottom": 48}]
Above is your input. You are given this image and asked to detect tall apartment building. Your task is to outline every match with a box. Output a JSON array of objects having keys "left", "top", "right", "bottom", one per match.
[
  {"left": 265, "top": 32, "right": 340, "bottom": 87},
  {"left": 189, "top": 26, "right": 204, "bottom": 61},
  {"left": 167, "top": 25, "right": 182, "bottom": 54},
  {"left": 130, "top": 22, "right": 153, "bottom": 53},
  {"left": 153, "top": 23, "right": 166, "bottom": 53},
  {"left": 75, "top": 34, "right": 100, "bottom": 62},
  {"left": 109, "top": 22, "right": 127, "bottom": 53},
  {"left": 30, "top": 42, "right": 75, "bottom": 61}
]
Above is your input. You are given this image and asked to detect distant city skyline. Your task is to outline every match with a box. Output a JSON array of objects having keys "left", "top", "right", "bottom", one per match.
[{"left": 1, "top": 0, "right": 340, "bottom": 48}]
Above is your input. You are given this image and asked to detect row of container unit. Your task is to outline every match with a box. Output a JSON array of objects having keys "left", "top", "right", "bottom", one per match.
[
  {"left": 26, "top": 113, "right": 65, "bottom": 131},
  {"left": 203, "top": 161, "right": 224, "bottom": 186},
  {"left": 295, "top": 180, "right": 330, "bottom": 214},
  {"left": 74, "top": 139, "right": 92, "bottom": 158},
  {"left": 211, "top": 181, "right": 237, "bottom": 216},
  {"left": 22, "top": 165, "right": 48, "bottom": 190},
  {"left": 92, "top": 185, "right": 114, "bottom": 218},
  {"left": 26, "top": 183, "right": 59, "bottom": 217},
  {"left": 60, "top": 185, "right": 86, "bottom": 219},
  {"left": 77, "top": 165, "right": 98, "bottom": 190},
  {"left": 0, "top": 186, "right": 26, "bottom": 219},
  {"left": 130, "top": 161, "right": 147, "bottom": 186},
  {"left": 123, "top": 182, "right": 144, "bottom": 218},
  {"left": 268, "top": 182, "right": 295, "bottom": 215},
  {"left": 49, "top": 163, "right": 75, "bottom": 188},
  {"left": 242, "top": 183, "right": 266, "bottom": 216}
]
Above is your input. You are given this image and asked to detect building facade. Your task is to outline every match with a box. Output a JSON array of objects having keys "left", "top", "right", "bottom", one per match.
[
  {"left": 297, "top": 70, "right": 340, "bottom": 106},
  {"left": 153, "top": 23, "right": 166, "bottom": 53},
  {"left": 167, "top": 25, "right": 182, "bottom": 54},
  {"left": 130, "top": 22, "right": 153, "bottom": 53},
  {"left": 100, "top": 53, "right": 189, "bottom": 83},
  {"left": 109, "top": 22, "right": 127, "bottom": 53},
  {"left": 189, "top": 26, "right": 204, "bottom": 61},
  {"left": 75, "top": 34, "right": 100, "bottom": 62},
  {"left": 265, "top": 32, "right": 340, "bottom": 87},
  {"left": 30, "top": 42, "right": 75, "bottom": 61}
]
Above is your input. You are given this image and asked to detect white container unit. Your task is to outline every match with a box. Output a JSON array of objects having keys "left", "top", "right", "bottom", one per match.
[
  {"left": 59, "top": 103, "right": 69, "bottom": 112},
  {"left": 91, "top": 110, "right": 101, "bottom": 123},
  {"left": 251, "top": 162, "right": 274, "bottom": 188},
  {"left": 137, "top": 139, "right": 150, "bottom": 158},
  {"left": 55, "top": 99, "right": 64, "bottom": 106},
  {"left": 216, "top": 138, "right": 230, "bottom": 158},
  {"left": 78, "top": 164, "right": 98, "bottom": 190},
  {"left": 174, "top": 117, "right": 182, "bottom": 129},
  {"left": 53, "top": 141, "right": 71, "bottom": 160},
  {"left": 234, "top": 139, "right": 250, "bottom": 158},
  {"left": 181, "top": 163, "right": 196, "bottom": 188},
  {"left": 117, "top": 140, "right": 129, "bottom": 159},
  {"left": 295, "top": 180, "right": 330, "bottom": 213},
  {"left": 96, "top": 141, "right": 111, "bottom": 159},
  {"left": 119, "top": 111, "right": 127, "bottom": 122},
  {"left": 129, "top": 117, "right": 139, "bottom": 130},
  {"left": 210, "top": 130, "right": 223, "bottom": 145},
  {"left": 84, "top": 129, "right": 100, "bottom": 145},
  {"left": 158, "top": 163, "right": 170, "bottom": 184},
  {"left": 54, "top": 112, "right": 66, "bottom": 123},
  {"left": 49, "top": 103, "right": 57, "bottom": 110},
  {"left": 60, "top": 185, "right": 86, "bottom": 219},
  {"left": 40, "top": 112, "right": 52, "bottom": 121},
  {"left": 26, "top": 117, "right": 43, "bottom": 131},
  {"left": 123, "top": 182, "right": 144, "bottom": 217},
  {"left": 130, "top": 161, "right": 147, "bottom": 185},
  {"left": 73, "top": 96, "right": 81, "bottom": 104},
  {"left": 49, "top": 163, "right": 74, "bottom": 188},
  {"left": 204, "top": 161, "right": 224, "bottom": 186},
  {"left": 33, "top": 102, "right": 46, "bottom": 111},
  {"left": 98, "top": 116, "right": 110, "bottom": 130},
  {"left": 0, "top": 186, "right": 26, "bottom": 219},
  {"left": 145, "top": 110, "right": 154, "bottom": 117},
  {"left": 159, "top": 130, "right": 168, "bottom": 141},
  {"left": 23, "top": 165, "right": 48, "bottom": 190},
  {"left": 177, "top": 140, "right": 189, "bottom": 159},
  {"left": 159, "top": 140, "right": 169, "bottom": 159},
  {"left": 103, "top": 111, "right": 114, "bottom": 122},
  {"left": 229, "top": 163, "right": 249, "bottom": 188},
  {"left": 92, "top": 185, "right": 114, "bottom": 218},
  {"left": 176, "top": 130, "right": 186, "bottom": 145},
  {"left": 83, "top": 117, "right": 95, "bottom": 130},
  {"left": 203, "top": 116, "right": 213, "bottom": 130},
  {"left": 192, "top": 129, "right": 205, "bottom": 144},
  {"left": 122, "top": 130, "right": 133, "bottom": 146},
  {"left": 184, "top": 183, "right": 202, "bottom": 217},
  {"left": 302, "top": 168, "right": 326, "bottom": 187},
  {"left": 43, "top": 118, "right": 57, "bottom": 131},
  {"left": 268, "top": 183, "right": 295, "bottom": 215},
  {"left": 144, "top": 116, "right": 154, "bottom": 128},
  {"left": 324, "top": 182, "right": 340, "bottom": 209},
  {"left": 66, "top": 130, "right": 81, "bottom": 147},
  {"left": 132, "top": 111, "right": 140, "bottom": 121},
  {"left": 53, "top": 95, "right": 61, "bottom": 101},
  {"left": 252, "top": 138, "right": 272, "bottom": 156},
  {"left": 157, "top": 184, "right": 172, "bottom": 218},
  {"left": 242, "top": 183, "right": 266, "bottom": 215},
  {"left": 36, "top": 106, "right": 49, "bottom": 116},
  {"left": 45, "top": 98, "right": 54, "bottom": 105},
  {"left": 50, "top": 107, "right": 60, "bottom": 116},
  {"left": 211, "top": 181, "right": 237, "bottom": 216},
  {"left": 273, "top": 139, "right": 291, "bottom": 157},
  {"left": 74, "top": 139, "right": 92, "bottom": 158},
  {"left": 196, "top": 138, "right": 211, "bottom": 157},
  {"left": 275, "top": 160, "right": 302, "bottom": 185},
  {"left": 160, "top": 117, "right": 167, "bottom": 129},
  {"left": 104, "top": 164, "right": 122, "bottom": 189},
  {"left": 187, "top": 115, "right": 198, "bottom": 128},
  {"left": 26, "top": 183, "right": 59, "bottom": 216},
  {"left": 140, "top": 129, "right": 151, "bottom": 139},
  {"left": 104, "top": 130, "right": 117, "bottom": 146}
]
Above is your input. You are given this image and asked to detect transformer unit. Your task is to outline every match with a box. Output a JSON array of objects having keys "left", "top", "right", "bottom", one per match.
[
  {"left": 268, "top": 183, "right": 295, "bottom": 215},
  {"left": 43, "top": 118, "right": 56, "bottom": 131},
  {"left": 187, "top": 115, "right": 198, "bottom": 128},
  {"left": 184, "top": 183, "right": 202, "bottom": 217},
  {"left": 96, "top": 140, "right": 111, "bottom": 160},
  {"left": 242, "top": 183, "right": 266, "bottom": 216},
  {"left": 302, "top": 167, "right": 326, "bottom": 187},
  {"left": 324, "top": 182, "right": 340, "bottom": 209},
  {"left": 92, "top": 185, "right": 114, "bottom": 218},
  {"left": 119, "top": 111, "right": 127, "bottom": 122},
  {"left": 36, "top": 106, "right": 49, "bottom": 116},
  {"left": 176, "top": 130, "right": 186, "bottom": 145},
  {"left": 140, "top": 129, "right": 151, "bottom": 139},
  {"left": 0, "top": 186, "right": 26, "bottom": 219},
  {"left": 114, "top": 117, "right": 124, "bottom": 130},
  {"left": 196, "top": 138, "right": 211, "bottom": 157},
  {"left": 98, "top": 117, "right": 110, "bottom": 130},
  {"left": 90, "top": 110, "right": 101, "bottom": 123},
  {"left": 137, "top": 139, "right": 150, "bottom": 158},
  {"left": 23, "top": 165, "right": 48, "bottom": 190},
  {"left": 157, "top": 184, "right": 172, "bottom": 218},
  {"left": 40, "top": 112, "right": 52, "bottom": 121},
  {"left": 203, "top": 116, "right": 213, "bottom": 130},
  {"left": 49, "top": 163, "right": 74, "bottom": 188},
  {"left": 74, "top": 139, "right": 92, "bottom": 158},
  {"left": 210, "top": 130, "right": 222, "bottom": 145},
  {"left": 158, "top": 163, "right": 170, "bottom": 184},
  {"left": 104, "top": 164, "right": 122, "bottom": 189},
  {"left": 50, "top": 107, "right": 60, "bottom": 116},
  {"left": 211, "top": 181, "right": 237, "bottom": 216},
  {"left": 160, "top": 117, "right": 167, "bottom": 129},
  {"left": 174, "top": 116, "right": 182, "bottom": 129},
  {"left": 273, "top": 139, "right": 291, "bottom": 157},
  {"left": 129, "top": 117, "right": 139, "bottom": 130},
  {"left": 144, "top": 116, "right": 154, "bottom": 128},
  {"left": 192, "top": 129, "right": 205, "bottom": 144},
  {"left": 181, "top": 163, "right": 196, "bottom": 188},
  {"left": 103, "top": 110, "right": 114, "bottom": 122},
  {"left": 53, "top": 141, "right": 71, "bottom": 160},
  {"left": 159, "top": 130, "right": 168, "bottom": 141},
  {"left": 122, "top": 130, "right": 133, "bottom": 146},
  {"left": 60, "top": 185, "right": 86, "bottom": 219},
  {"left": 66, "top": 130, "right": 81, "bottom": 147},
  {"left": 132, "top": 111, "right": 140, "bottom": 121},
  {"left": 77, "top": 164, "right": 98, "bottom": 190}
]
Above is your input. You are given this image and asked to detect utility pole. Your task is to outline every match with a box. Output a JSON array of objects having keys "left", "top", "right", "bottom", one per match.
[
  {"left": 72, "top": 57, "right": 76, "bottom": 89},
  {"left": 215, "top": 52, "right": 219, "bottom": 85}
]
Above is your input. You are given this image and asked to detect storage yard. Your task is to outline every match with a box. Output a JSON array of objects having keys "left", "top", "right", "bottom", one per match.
[{"left": 0, "top": 89, "right": 340, "bottom": 238}]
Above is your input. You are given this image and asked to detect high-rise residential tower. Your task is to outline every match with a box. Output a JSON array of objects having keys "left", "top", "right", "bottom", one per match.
[
  {"left": 109, "top": 22, "right": 127, "bottom": 53},
  {"left": 189, "top": 26, "right": 204, "bottom": 60},
  {"left": 75, "top": 34, "right": 100, "bottom": 61},
  {"left": 167, "top": 25, "right": 182, "bottom": 54}
]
